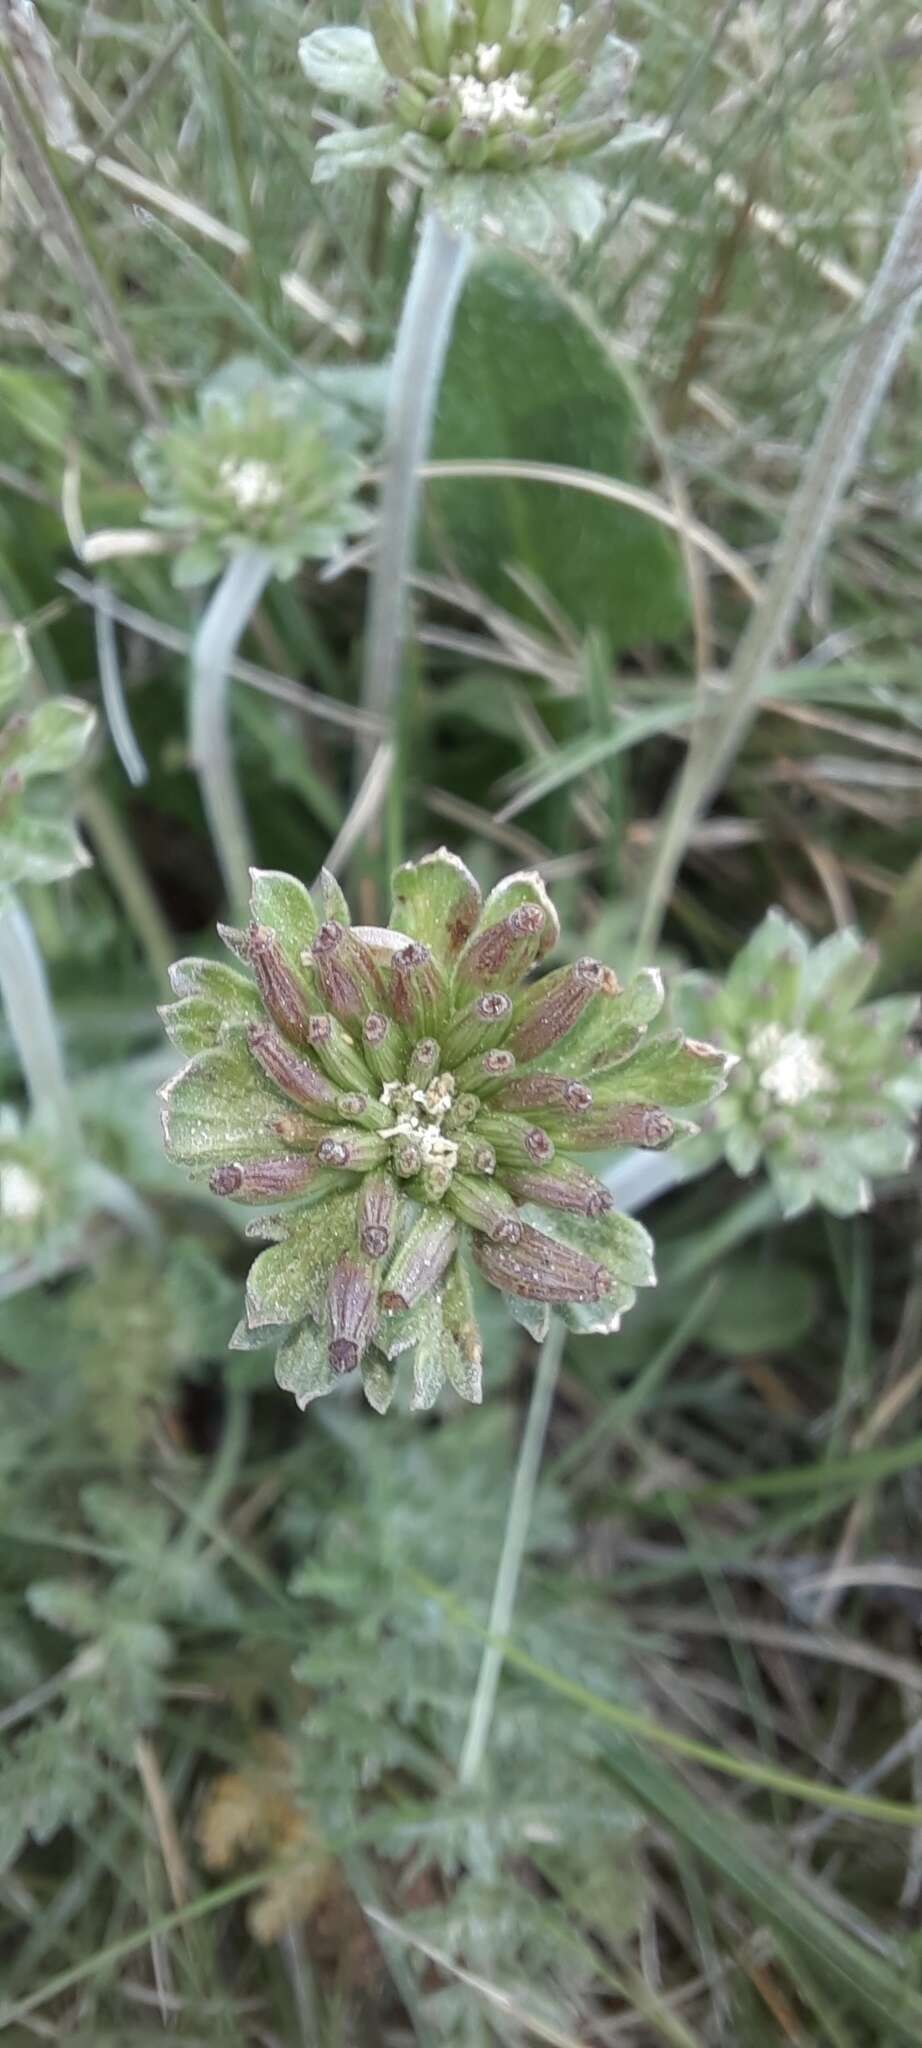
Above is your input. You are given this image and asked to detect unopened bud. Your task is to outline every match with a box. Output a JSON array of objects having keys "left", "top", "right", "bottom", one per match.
[
  {"left": 209, "top": 1156, "right": 322, "bottom": 1202},
  {"left": 316, "top": 1129, "right": 387, "bottom": 1171},
  {"left": 392, "top": 1138, "right": 422, "bottom": 1179},
  {"left": 326, "top": 1254, "right": 378, "bottom": 1375},
  {"left": 247, "top": 924, "right": 314, "bottom": 1043},
  {"left": 443, "top": 990, "right": 513, "bottom": 1065},
  {"left": 490, "top": 1071, "right": 593, "bottom": 1115},
  {"left": 310, "top": 921, "right": 383, "bottom": 1025},
  {"left": 553, "top": 1104, "right": 676, "bottom": 1151},
  {"left": 455, "top": 903, "right": 546, "bottom": 993},
  {"left": 447, "top": 1173, "right": 523, "bottom": 1242},
  {"left": 380, "top": 1210, "right": 457, "bottom": 1312},
  {"left": 509, "top": 957, "right": 611, "bottom": 1063},
  {"left": 247, "top": 1023, "right": 340, "bottom": 1120},
  {"left": 306, "top": 1012, "right": 370, "bottom": 1092},
  {"left": 455, "top": 1046, "right": 516, "bottom": 1094},
  {"left": 456, "top": 1135, "right": 496, "bottom": 1176},
  {"left": 501, "top": 1159, "right": 613, "bottom": 1217},
  {"left": 472, "top": 1222, "right": 609, "bottom": 1304},
  {"left": 407, "top": 1037, "right": 441, "bottom": 1088},
  {"left": 358, "top": 1172, "right": 399, "bottom": 1261},
  {"left": 472, "top": 1113, "right": 555, "bottom": 1167},
  {"left": 389, "top": 941, "right": 446, "bottom": 1037},
  {"left": 362, "top": 1011, "right": 404, "bottom": 1083}
]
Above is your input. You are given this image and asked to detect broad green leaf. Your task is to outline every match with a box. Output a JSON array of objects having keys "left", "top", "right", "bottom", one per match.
[
  {"left": 249, "top": 867, "right": 320, "bottom": 964},
  {"left": 593, "top": 1032, "right": 732, "bottom": 1109},
  {"left": 431, "top": 254, "right": 688, "bottom": 651}
]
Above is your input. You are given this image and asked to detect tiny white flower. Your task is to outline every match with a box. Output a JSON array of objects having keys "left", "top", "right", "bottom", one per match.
[
  {"left": 748, "top": 1024, "right": 834, "bottom": 1107},
  {"left": 451, "top": 68, "right": 532, "bottom": 127},
  {"left": 0, "top": 1161, "right": 45, "bottom": 1222},
  {"left": 218, "top": 458, "right": 284, "bottom": 512}
]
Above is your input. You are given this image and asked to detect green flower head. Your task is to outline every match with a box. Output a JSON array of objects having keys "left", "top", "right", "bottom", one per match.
[
  {"left": 679, "top": 909, "right": 922, "bottom": 1218},
  {"left": 299, "top": 0, "right": 638, "bottom": 246},
  {"left": 0, "top": 631, "right": 95, "bottom": 900},
  {"left": 160, "top": 853, "right": 731, "bottom": 1413},
  {"left": 134, "top": 357, "right": 370, "bottom": 588}
]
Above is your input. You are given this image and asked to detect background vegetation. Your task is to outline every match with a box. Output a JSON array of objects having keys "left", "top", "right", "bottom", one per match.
[{"left": 2, "top": 1, "right": 922, "bottom": 2041}]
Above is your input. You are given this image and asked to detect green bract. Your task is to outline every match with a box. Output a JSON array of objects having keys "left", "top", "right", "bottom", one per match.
[
  {"left": 299, "top": 0, "right": 638, "bottom": 247},
  {"left": 160, "top": 852, "right": 731, "bottom": 1412},
  {"left": 678, "top": 909, "right": 922, "bottom": 1218},
  {"left": 134, "top": 357, "right": 371, "bottom": 588},
  {"left": 0, "top": 632, "right": 95, "bottom": 901}
]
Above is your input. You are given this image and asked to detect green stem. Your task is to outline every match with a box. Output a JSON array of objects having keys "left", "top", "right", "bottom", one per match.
[
  {"left": 458, "top": 1319, "right": 566, "bottom": 1788},
  {"left": 635, "top": 171, "right": 922, "bottom": 963},
  {"left": 0, "top": 894, "right": 76, "bottom": 1138},
  {"left": 190, "top": 547, "right": 274, "bottom": 921},
  {"left": 357, "top": 208, "right": 471, "bottom": 796}
]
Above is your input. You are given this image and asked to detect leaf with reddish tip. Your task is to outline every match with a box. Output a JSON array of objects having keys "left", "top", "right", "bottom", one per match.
[
  {"left": 249, "top": 868, "right": 320, "bottom": 969},
  {"left": 389, "top": 847, "right": 483, "bottom": 964},
  {"left": 591, "top": 1031, "right": 733, "bottom": 1110}
]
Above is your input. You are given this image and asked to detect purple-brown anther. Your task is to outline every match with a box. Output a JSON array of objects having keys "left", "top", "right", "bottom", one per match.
[
  {"left": 491, "top": 1072, "right": 593, "bottom": 1114},
  {"left": 472, "top": 1222, "right": 610, "bottom": 1304},
  {"left": 209, "top": 1156, "right": 322, "bottom": 1201},
  {"left": 247, "top": 924, "right": 314, "bottom": 1044},
  {"left": 456, "top": 903, "right": 546, "bottom": 993},
  {"left": 358, "top": 1172, "right": 399, "bottom": 1260},
  {"left": 509, "top": 956, "right": 611, "bottom": 1063},
  {"left": 247, "top": 1023, "right": 341, "bottom": 1119},
  {"left": 326, "top": 1254, "right": 378, "bottom": 1375}
]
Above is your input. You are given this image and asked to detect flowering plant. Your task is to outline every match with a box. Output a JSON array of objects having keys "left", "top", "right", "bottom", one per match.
[
  {"left": 299, "top": 0, "right": 639, "bottom": 247},
  {"left": 160, "top": 852, "right": 731, "bottom": 1411},
  {"left": 0, "top": 632, "right": 95, "bottom": 900},
  {"left": 134, "top": 357, "right": 370, "bottom": 588},
  {"left": 678, "top": 909, "right": 922, "bottom": 1217}
]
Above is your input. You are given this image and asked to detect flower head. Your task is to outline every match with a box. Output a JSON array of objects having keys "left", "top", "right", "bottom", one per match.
[
  {"left": 678, "top": 909, "right": 922, "bottom": 1217},
  {"left": 0, "top": 631, "right": 95, "bottom": 898},
  {"left": 160, "top": 853, "right": 731, "bottom": 1412},
  {"left": 299, "top": 1, "right": 639, "bottom": 247},
  {"left": 134, "top": 357, "right": 370, "bottom": 587}
]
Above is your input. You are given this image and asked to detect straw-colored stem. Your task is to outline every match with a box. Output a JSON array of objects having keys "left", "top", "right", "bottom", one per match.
[
  {"left": 635, "top": 172, "right": 922, "bottom": 963},
  {"left": 190, "top": 547, "right": 274, "bottom": 921}
]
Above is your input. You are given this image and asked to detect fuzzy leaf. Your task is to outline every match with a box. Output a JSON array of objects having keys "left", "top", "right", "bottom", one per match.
[
  {"left": 275, "top": 1321, "right": 339, "bottom": 1408},
  {"left": 390, "top": 848, "right": 482, "bottom": 964},
  {"left": 249, "top": 868, "right": 319, "bottom": 967},
  {"left": 298, "top": 27, "right": 390, "bottom": 110},
  {"left": 593, "top": 1033, "right": 731, "bottom": 1110},
  {"left": 246, "top": 1191, "right": 359, "bottom": 1330},
  {"left": 160, "top": 1043, "right": 290, "bottom": 1172}
]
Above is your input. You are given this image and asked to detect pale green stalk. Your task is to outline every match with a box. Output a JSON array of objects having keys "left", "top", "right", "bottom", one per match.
[
  {"left": 0, "top": 893, "right": 76, "bottom": 1139},
  {"left": 458, "top": 1319, "right": 566, "bottom": 1787},
  {"left": 357, "top": 209, "right": 471, "bottom": 788},
  {"left": 80, "top": 784, "right": 173, "bottom": 995},
  {"left": 636, "top": 172, "right": 922, "bottom": 962},
  {"left": 190, "top": 546, "right": 274, "bottom": 920}
]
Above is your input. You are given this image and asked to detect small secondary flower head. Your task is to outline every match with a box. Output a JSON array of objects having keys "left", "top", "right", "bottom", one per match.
[
  {"left": 134, "top": 356, "right": 370, "bottom": 588},
  {"left": 678, "top": 908, "right": 922, "bottom": 1217},
  {"left": 299, "top": 0, "right": 639, "bottom": 247},
  {"left": 160, "top": 853, "right": 731, "bottom": 1412}
]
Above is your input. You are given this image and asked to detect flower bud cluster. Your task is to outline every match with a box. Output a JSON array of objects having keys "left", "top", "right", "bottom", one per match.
[
  {"left": 678, "top": 909, "right": 922, "bottom": 1217},
  {"left": 161, "top": 853, "right": 731, "bottom": 1411},
  {"left": 134, "top": 356, "right": 370, "bottom": 588}
]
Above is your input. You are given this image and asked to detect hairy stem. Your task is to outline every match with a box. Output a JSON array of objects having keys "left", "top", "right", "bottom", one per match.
[
  {"left": 635, "top": 172, "right": 922, "bottom": 961},
  {"left": 357, "top": 208, "right": 471, "bottom": 795},
  {"left": 0, "top": 893, "right": 76, "bottom": 1138},
  {"left": 458, "top": 1319, "right": 566, "bottom": 1788},
  {"left": 190, "top": 547, "right": 274, "bottom": 922}
]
